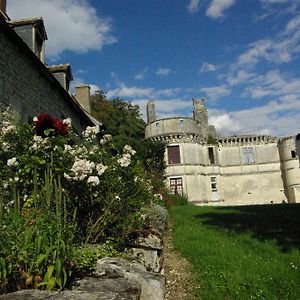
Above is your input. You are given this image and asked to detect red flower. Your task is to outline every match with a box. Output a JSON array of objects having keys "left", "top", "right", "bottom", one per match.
[
  {"left": 34, "top": 113, "right": 69, "bottom": 137},
  {"left": 53, "top": 119, "right": 68, "bottom": 137}
]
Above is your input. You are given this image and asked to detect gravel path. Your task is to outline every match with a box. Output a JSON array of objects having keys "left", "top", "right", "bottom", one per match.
[{"left": 164, "top": 227, "right": 198, "bottom": 300}]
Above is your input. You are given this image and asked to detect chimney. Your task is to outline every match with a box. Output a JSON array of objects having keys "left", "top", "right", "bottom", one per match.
[
  {"left": 146, "top": 100, "right": 156, "bottom": 123},
  {"left": 0, "top": 0, "right": 6, "bottom": 14},
  {"left": 75, "top": 85, "right": 91, "bottom": 114}
]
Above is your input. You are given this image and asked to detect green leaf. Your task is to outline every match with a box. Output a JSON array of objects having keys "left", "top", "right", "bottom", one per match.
[
  {"left": 36, "top": 236, "right": 42, "bottom": 255},
  {"left": 55, "top": 276, "right": 62, "bottom": 289},
  {"left": 46, "top": 265, "right": 54, "bottom": 281},
  {"left": 0, "top": 257, "right": 7, "bottom": 279},
  {"left": 36, "top": 254, "right": 46, "bottom": 266},
  {"left": 55, "top": 258, "right": 62, "bottom": 277},
  {"left": 62, "top": 267, "right": 68, "bottom": 287},
  {"left": 47, "top": 277, "right": 56, "bottom": 290}
]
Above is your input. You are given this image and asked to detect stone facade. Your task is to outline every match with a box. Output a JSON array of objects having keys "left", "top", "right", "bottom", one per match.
[
  {"left": 0, "top": 11, "right": 95, "bottom": 133},
  {"left": 145, "top": 100, "right": 300, "bottom": 205}
]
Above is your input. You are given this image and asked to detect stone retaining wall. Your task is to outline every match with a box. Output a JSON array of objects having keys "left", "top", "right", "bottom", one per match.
[{"left": 0, "top": 204, "right": 169, "bottom": 300}]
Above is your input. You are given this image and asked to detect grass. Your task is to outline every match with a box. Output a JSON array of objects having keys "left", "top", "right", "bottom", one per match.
[{"left": 169, "top": 203, "right": 300, "bottom": 300}]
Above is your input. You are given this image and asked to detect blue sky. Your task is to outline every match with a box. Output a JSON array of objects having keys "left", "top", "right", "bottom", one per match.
[{"left": 7, "top": 0, "right": 300, "bottom": 137}]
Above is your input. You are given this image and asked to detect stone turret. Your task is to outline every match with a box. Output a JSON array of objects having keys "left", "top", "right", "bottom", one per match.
[
  {"left": 193, "top": 98, "right": 208, "bottom": 126},
  {"left": 146, "top": 100, "right": 156, "bottom": 124}
]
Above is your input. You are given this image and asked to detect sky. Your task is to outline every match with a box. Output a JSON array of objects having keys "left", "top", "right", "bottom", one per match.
[{"left": 7, "top": 0, "right": 300, "bottom": 137}]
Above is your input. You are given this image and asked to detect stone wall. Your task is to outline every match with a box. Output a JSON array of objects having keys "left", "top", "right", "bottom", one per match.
[
  {"left": 145, "top": 117, "right": 203, "bottom": 139},
  {"left": 0, "top": 204, "right": 168, "bottom": 300},
  {"left": 0, "top": 15, "right": 92, "bottom": 133},
  {"left": 164, "top": 138, "right": 289, "bottom": 205},
  {"left": 278, "top": 136, "right": 300, "bottom": 203}
]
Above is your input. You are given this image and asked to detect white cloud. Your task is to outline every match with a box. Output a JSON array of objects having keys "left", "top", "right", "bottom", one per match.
[
  {"left": 133, "top": 98, "right": 193, "bottom": 121},
  {"left": 157, "top": 88, "right": 182, "bottom": 97},
  {"left": 8, "top": 0, "right": 117, "bottom": 59},
  {"left": 106, "top": 82, "right": 182, "bottom": 99},
  {"left": 209, "top": 112, "right": 241, "bottom": 135},
  {"left": 199, "top": 62, "right": 219, "bottom": 73},
  {"left": 227, "top": 70, "right": 255, "bottom": 86},
  {"left": 243, "top": 70, "right": 300, "bottom": 99},
  {"left": 261, "top": 0, "right": 289, "bottom": 4},
  {"left": 106, "top": 85, "right": 154, "bottom": 99},
  {"left": 155, "top": 68, "right": 174, "bottom": 77},
  {"left": 76, "top": 69, "right": 88, "bottom": 75},
  {"left": 70, "top": 76, "right": 100, "bottom": 95},
  {"left": 237, "top": 39, "right": 273, "bottom": 66},
  {"left": 187, "top": 0, "right": 201, "bottom": 13},
  {"left": 206, "top": 0, "right": 236, "bottom": 19},
  {"left": 236, "top": 14, "right": 300, "bottom": 68},
  {"left": 209, "top": 95, "right": 300, "bottom": 137},
  {"left": 89, "top": 84, "right": 101, "bottom": 95},
  {"left": 134, "top": 68, "right": 148, "bottom": 80},
  {"left": 201, "top": 85, "right": 231, "bottom": 100},
  {"left": 285, "top": 15, "right": 300, "bottom": 34}
]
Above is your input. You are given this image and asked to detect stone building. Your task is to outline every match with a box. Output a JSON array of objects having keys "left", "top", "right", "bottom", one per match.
[
  {"left": 0, "top": 1, "right": 98, "bottom": 133},
  {"left": 145, "top": 100, "right": 300, "bottom": 205}
]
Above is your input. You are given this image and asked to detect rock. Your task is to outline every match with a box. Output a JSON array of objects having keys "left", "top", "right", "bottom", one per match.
[
  {"left": 0, "top": 277, "right": 140, "bottom": 300},
  {"left": 125, "top": 204, "right": 167, "bottom": 273},
  {"left": 127, "top": 247, "right": 163, "bottom": 273},
  {"left": 147, "top": 204, "right": 169, "bottom": 232},
  {"left": 0, "top": 204, "right": 168, "bottom": 300},
  {"left": 135, "top": 231, "right": 163, "bottom": 250},
  {"left": 95, "top": 257, "right": 165, "bottom": 300}
]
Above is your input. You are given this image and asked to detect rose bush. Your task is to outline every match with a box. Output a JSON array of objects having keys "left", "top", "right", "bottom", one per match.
[{"left": 0, "top": 107, "right": 157, "bottom": 292}]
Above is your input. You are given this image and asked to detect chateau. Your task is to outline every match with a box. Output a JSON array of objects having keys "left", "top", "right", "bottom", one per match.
[
  {"left": 2, "top": 0, "right": 300, "bottom": 206},
  {"left": 145, "top": 99, "right": 300, "bottom": 205}
]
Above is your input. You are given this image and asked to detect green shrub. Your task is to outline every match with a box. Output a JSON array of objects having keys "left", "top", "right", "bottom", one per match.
[
  {"left": 70, "top": 242, "right": 120, "bottom": 275},
  {"left": 0, "top": 171, "right": 75, "bottom": 292},
  {"left": 166, "top": 194, "right": 189, "bottom": 206},
  {"left": 0, "top": 108, "right": 160, "bottom": 293}
]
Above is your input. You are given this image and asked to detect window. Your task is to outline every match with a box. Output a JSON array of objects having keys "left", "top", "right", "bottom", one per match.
[
  {"left": 170, "top": 178, "right": 183, "bottom": 195},
  {"left": 210, "top": 177, "right": 217, "bottom": 191},
  {"left": 179, "top": 119, "right": 184, "bottom": 128},
  {"left": 210, "top": 177, "right": 219, "bottom": 201},
  {"left": 155, "top": 122, "right": 160, "bottom": 128},
  {"left": 167, "top": 145, "right": 180, "bottom": 164},
  {"left": 208, "top": 147, "right": 215, "bottom": 164},
  {"left": 291, "top": 150, "right": 296, "bottom": 158},
  {"left": 242, "top": 147, "right": 255, "bottom": 164}
]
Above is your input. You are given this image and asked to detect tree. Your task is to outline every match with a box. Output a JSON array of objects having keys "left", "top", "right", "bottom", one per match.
[{"left": 90, "top": 91, "right": 166, "bottom": 192}]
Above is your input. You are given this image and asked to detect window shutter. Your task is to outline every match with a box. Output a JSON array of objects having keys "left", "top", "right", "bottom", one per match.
[{"left": 167, "top": 146, "right": 180, "bottom": 164}]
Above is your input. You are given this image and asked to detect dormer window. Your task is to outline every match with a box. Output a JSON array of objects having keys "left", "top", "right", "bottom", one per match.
[
  {"left": 48, "top": 64, "right": 73, "bottom": 91},
  {"left": 10, "top": 17, "right": 48, "bottom": 62}
]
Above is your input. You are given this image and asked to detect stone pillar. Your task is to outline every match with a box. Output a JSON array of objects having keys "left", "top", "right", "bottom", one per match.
[
  {"left": 75, "top": 85, "right": 91, "bottom": 114},
  {"left": 146, "top": 100, "right": 156, "bottom": 123}
]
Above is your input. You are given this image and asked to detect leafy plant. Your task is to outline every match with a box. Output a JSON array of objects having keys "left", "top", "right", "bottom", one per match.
[
  {"left": 0, "top": 169, "right": 75, "bottom": 293},
  {"left": 0, "top": 107, "right": 164, "bottom": 293},
  {"left": 70, "top": 242, "right": 119, "bottom": 275}
]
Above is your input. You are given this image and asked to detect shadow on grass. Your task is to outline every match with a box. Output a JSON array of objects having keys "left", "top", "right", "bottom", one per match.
[{"left": 194, "top": 204, "right": 300, "bottom": 252}]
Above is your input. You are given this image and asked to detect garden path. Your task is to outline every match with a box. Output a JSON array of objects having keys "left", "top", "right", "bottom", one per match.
[{"left": 164, "top": 227, "right": 198, "bottom": 300}]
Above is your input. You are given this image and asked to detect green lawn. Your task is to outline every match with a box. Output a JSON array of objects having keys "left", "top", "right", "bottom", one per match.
[{"left": 169, "top": 204, "right": 300, "bottom": 300}]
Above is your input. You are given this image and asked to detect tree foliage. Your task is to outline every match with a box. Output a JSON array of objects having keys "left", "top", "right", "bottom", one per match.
[
  {"left": 90, "top": 91, "right": 166, "bottom": 192},
  {"left": 91, "top": 91, "right": 145, "bottom": 141}
]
